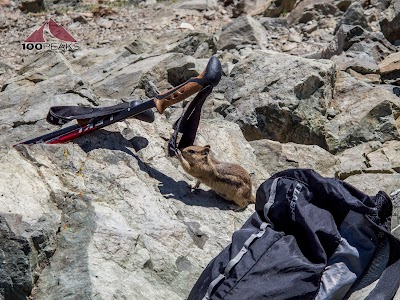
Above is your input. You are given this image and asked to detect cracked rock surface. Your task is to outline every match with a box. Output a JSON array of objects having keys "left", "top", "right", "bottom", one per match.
[{"left": 0, "top": 0, "right": 399, "bottom": 299}]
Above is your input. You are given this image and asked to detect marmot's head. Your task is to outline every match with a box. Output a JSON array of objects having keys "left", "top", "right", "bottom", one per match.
[{"left": 181, "top": 145, "right": 210, "bottom": 164}]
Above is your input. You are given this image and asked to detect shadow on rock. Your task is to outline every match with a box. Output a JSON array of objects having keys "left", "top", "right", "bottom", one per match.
[
  {"left": 75, "top": 129, "right": 232, "bottom": 210},
  {"left": 393, "top": 86, "right": 400, "bottom": 97}
]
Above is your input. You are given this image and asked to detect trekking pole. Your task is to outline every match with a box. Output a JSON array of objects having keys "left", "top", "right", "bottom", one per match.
[{"left": 16, "top": 56, "right": 222, "bottom": 145}]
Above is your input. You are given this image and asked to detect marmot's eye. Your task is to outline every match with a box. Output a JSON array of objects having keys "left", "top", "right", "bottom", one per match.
[{"left": 188, "top": 150, "right": 195, "bottom": 154}]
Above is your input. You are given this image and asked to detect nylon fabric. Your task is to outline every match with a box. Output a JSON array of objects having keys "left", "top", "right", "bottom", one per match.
[
  {"left": 188, "top": 169, "right": 400, "bottom": 300},
  {"left": 263, "top": 177, "right": 279, "bottom": 224},
  {"left": 202, "top": 221, "right": 270, "bottom": 299},
  {"left": 168, "top": 85, "right": 212, "bottom": 156},
  {"left": 202, "top": 274, "right": 225, "bottom": 300},
  {"left": 315, "top": 237, "right": 360, "bottom": 300},
  {"left": 47, "top": 100, "right": 155, "bottom": 125}
]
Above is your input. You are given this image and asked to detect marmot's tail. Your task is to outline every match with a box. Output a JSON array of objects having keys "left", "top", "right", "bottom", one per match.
[{"left": 249, "top": 194, "right": 256, "bottom": 204}]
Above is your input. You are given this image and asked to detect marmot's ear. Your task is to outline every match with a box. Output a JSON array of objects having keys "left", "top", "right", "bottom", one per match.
[{"left": 202, "top": 146, "right": 210, "bottom": 155}]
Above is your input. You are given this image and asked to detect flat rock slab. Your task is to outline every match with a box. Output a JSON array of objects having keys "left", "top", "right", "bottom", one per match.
[
  {"left": 325, "top": 71, "right": 400, "bottom": 153},
  {"left": 215, "top": 50, "right": 336, "bottom": 149},
  {"left": 250, "top": 139, "right": 339, "bottom": 177},
  {"left": 379, "top": 51, "right": 400, "bottom": 85},
  {"left": 344, "top": 173, "right": 400, "bottom": 196},
  {"left": 380, "top": 52, "right": 400, "bottom": 75},
  {"left": 217, "top": 16, "right": 269, "bottom": 50}
]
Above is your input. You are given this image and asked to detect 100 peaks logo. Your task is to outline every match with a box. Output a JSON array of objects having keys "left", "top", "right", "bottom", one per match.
[{"left": 22, "top": 18, "right": 80, "bottom": 51}]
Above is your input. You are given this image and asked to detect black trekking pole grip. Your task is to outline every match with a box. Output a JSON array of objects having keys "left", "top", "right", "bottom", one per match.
[{"left": 154, "top": 56, "right": 222, "bottom": 114}]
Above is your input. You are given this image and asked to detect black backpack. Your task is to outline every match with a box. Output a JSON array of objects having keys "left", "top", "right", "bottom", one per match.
[{"left": 188, "top": 169, "right": 400, "bottom": 300}]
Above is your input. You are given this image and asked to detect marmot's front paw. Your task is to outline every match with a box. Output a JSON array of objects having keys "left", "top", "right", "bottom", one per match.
[
  {"left": 189, "top": 180, "right": 200, "bottom": 190},
  {"left": 233, "top": 205, "right": 247, "bottom": 212}
]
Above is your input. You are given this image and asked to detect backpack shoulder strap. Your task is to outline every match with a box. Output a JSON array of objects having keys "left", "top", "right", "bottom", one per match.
[
  {"left": 365, "top": 191, "right": 400, "bottom": 299},
  {"left": 365, "top": 247, "right": 400, "bottom": 300},
  {"left": 168, "top": 85, "right": 212, "bottom": 156},
  {"left": 47, "top": 100, "right": 154, "bottom": 125},
  {"left": 346, "top": 191, "right": 400, "bottom": 300}
]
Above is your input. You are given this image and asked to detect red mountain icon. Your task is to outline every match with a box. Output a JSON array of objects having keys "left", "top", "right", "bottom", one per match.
[
  {"left": 24, "top": 18, "right": 77, "bottom": 43},
  {"left": 24, "top": 23, "right": 46, "bottom": 43}
]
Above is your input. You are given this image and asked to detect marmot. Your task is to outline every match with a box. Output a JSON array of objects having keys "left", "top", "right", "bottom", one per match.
[{"left": 176, "top": 145, "right": 256, "bottom": 210}]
